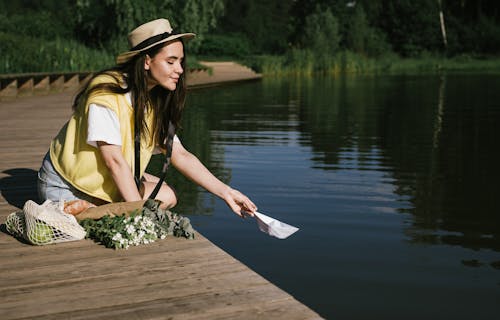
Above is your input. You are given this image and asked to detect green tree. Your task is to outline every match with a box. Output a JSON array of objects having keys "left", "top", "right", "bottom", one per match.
[
  {"left": 345, "top": 4, "right": 391, "bottom": 57},
  {"left": 0, "top": 0, "right": 76, "bottom": 39},
  {"left": 443, "top": 0, "right": 500, "bottom": 55},
  {"left": 377, "top": 0, "right": 442, "bottom": 56},
  {"left": 301, "top": 5, "right": 341, "bottom": 55},
  {"left": 218, "top": 0, "right": 293, "bottom": 54},
  {"left": 290, "top": 0, "right": 352, "bottom": 47},
  {"left": 74, "top": 0, "right": 224, "bottom": 53},
  {"left": 345, "top": 5, "right": 368, "bottom": 54},
  {"left": 180, "top": 0, "right": 224, "bottom": 53}
]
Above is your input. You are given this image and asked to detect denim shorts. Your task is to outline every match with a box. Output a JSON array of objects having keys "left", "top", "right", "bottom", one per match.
[{"left": 37, "top": 152, "right": 99, "bottom": 203}]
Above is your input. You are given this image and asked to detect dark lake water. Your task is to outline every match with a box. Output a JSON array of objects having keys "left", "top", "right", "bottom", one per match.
[{"left": 152, "top": 73, "right": 500, "bottom": 319}]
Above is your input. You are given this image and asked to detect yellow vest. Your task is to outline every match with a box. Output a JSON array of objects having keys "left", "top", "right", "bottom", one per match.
[{"left": 50, "top": 73, "right": 155, "bottom": 202}]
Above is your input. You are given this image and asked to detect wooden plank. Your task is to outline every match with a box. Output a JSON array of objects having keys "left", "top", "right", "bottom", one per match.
[
  {"left": 63, "top": 74, "right": 79, "bottom": 91},
  {"left": 50, "top": 75, "right": 64, "bottom": 92},
  {"left": 34, "top": 76, "right": 50, "bottom": 95},
  {"left": 17, "top": 78, "right": 33, "bottom": 97},
  {"left": 0, "top": 79, "right": 17, "bottom": 99},
  {"left": 0, "top": 64, "right": 321, "bottom": 320}
]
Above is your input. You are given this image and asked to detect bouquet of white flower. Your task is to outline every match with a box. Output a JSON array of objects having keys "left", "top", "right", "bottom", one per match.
[{"left": 79, "top": 199, "right": 195, "bottom": 249}]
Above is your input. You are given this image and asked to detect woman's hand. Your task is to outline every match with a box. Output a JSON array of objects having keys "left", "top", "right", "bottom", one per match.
[{"left": 222, "top": 187, "right": 257, "bottom": 218}]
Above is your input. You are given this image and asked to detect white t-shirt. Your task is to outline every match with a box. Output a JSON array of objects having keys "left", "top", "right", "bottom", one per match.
[
  {"left": 87, "top": 93, "right": 180, "bottom": 149},
  {"left": 87, "top": 104, "right": 123, "bottom": 147}
]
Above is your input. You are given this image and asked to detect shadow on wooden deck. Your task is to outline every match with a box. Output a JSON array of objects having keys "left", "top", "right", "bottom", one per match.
[{"left": 0, "top": 168, "right": 39, "bottom": 209}]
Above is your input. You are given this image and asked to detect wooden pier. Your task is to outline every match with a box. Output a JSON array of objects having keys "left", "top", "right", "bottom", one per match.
[
  {"left": 0, "top": 64, "right": 322, "bottom": 319},
  {"left": 0, "top": 62, "right": 262, "bottom": 100}
]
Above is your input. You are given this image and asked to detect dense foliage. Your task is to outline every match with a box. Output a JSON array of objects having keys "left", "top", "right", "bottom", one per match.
[
  {"left": 0, "top": 0, "right": 224, "bottom": 73},
  {"left": 217, "top": 0, "right": 499, "bottom": 57},
  {"left": 0, "top": 0, "right": 499, "bottom": 74}
]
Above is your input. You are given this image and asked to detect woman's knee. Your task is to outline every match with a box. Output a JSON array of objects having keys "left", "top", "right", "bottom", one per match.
[
  {"left": 141, "top": 181, "right": 177, "bottom": 209},
  {"left": 157, "top": 184, "right": 177, "bottom": 209}
]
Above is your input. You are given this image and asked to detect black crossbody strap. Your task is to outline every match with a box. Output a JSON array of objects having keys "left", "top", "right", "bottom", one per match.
[
  {"left": 148, "top": 121, "right": 175, "bottom": 199},
  {"left": 134, "top": 114, "right": 141, "bottom": 189}
]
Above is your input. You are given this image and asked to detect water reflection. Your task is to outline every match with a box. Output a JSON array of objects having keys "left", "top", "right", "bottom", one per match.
[
  {"left": 148, "top": 73, "right": 500, "bottom": 319},
  {"left": 293, "top": 74, "right": 500, "bottom": 253}
]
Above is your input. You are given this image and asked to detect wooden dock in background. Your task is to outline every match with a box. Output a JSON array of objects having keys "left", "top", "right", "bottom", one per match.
[
  {"left": 0, "top": 64, "right": 322, "bottom": 319},
  {"left": 0, "top": 61, "right": 262, "bottom": 100}
]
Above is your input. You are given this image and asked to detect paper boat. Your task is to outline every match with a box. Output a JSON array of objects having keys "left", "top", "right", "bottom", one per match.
[{"left": 254, "top": 211, "right": 299, "bottom": 239}]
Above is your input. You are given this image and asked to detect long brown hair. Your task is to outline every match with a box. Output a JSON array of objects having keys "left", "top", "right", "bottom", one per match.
[{"left": 73, "top": 39, "right": 187, "bottom": 149}]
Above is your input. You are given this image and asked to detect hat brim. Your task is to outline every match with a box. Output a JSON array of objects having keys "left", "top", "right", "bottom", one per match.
[{"left": 116, "top": 33, "right": 195, "bottom": 65}]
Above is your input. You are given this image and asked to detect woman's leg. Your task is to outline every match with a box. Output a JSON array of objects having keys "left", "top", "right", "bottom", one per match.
[
  {"left": 141, "top": 172, "right": 177, "bottom": 209},
  {"left": 37, "top": 152, "right": 103, "bottom": 205}
]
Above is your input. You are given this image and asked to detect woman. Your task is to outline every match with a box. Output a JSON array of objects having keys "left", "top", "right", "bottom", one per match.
[{"left": 37, "top": 18, "right": 257, "bottom": 217}]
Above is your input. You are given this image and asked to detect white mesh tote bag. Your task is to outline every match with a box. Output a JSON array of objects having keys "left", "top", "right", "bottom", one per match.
[{"left": 5, "top": 200, "right": 86, "bottom": 245}]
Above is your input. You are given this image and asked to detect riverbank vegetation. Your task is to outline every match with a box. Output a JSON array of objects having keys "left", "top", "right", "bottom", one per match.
[
  {"left": 1, "top": 0, "right": 499, "bottom": 75},
  {"left": 242, "top": 51, "right": 500, "bottom": 76}
]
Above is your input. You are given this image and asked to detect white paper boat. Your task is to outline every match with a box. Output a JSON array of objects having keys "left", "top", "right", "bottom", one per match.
[{"left": 253, "top": 211, "right": 299, "bottom": 239}]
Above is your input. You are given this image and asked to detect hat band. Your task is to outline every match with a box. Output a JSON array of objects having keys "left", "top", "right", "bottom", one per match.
[{"left": 130, "top": 30, "right": 179, "bottom": 51}]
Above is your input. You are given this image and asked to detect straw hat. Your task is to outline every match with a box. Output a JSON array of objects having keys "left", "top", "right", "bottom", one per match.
[{"left": 116, "top": 18, "right": 195, "bottom": 64}]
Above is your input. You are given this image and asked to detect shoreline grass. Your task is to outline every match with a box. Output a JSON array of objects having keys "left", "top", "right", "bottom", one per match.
[{"left": 242, "top": 51, "right": 500, "bottom": 77}]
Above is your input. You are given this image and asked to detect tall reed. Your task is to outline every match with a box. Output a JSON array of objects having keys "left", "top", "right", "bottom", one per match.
[{"left": 250, "top": 50, "right": 500, "bottom": 77}]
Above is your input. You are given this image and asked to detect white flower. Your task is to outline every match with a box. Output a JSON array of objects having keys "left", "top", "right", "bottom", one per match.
[
  {"left": 81, "top": 209, "right": 192, "bottom": 250},
  {"left": 126, "top": 224, "right": 136, "bottom": 235},
  {"left": 112, "top": 233, "right": 123, "bottom": 241},
  {"left": 138, "top": 230, "right": 145, "bottom": 239}
]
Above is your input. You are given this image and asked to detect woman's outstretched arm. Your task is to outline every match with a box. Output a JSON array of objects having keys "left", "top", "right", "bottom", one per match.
[{"left": 171, "top": 141, "right": 257, "bottom": 217}]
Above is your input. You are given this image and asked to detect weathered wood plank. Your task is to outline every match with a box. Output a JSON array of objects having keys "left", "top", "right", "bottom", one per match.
[
  {"left": 1, "top": 250, "right": 267, "bottom": 318},
  {"left": 13, "top": 286, "right": 319, "bottom": 320}
]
